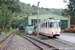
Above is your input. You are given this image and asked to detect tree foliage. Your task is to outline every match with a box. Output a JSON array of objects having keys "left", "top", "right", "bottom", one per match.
[
  {"left": 0, "top": 0, "right": 21, "bottom": 12},
  {"left": 0, "top": 0, "right": 21, "bottom": 31},
  {"left": 62, "top": 0, "right": 75, "bottom": 24},
  {"left": 0, "top": 4, "right": 12, "bottom": 31}
]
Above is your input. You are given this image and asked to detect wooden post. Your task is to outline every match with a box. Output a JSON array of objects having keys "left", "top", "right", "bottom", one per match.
[{"left": 37, "top": 2, "right": 40, "bottom": 37}]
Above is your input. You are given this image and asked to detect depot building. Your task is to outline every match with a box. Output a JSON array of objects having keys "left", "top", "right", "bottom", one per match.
[{"left": 20, "top": 13, "right": 70, "bottom": 32}]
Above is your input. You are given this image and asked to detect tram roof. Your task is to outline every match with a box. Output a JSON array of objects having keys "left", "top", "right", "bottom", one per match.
[{"left": 34, "top": 18, "right": 59, "bottom": 26}]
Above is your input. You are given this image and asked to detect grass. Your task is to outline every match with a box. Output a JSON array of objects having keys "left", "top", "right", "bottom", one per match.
[
  {"left": 16, "top": 32, "right": 28, "bottom": 43},
  {"left": 17, "top": 36, "right": 22, "bottom": 40},
  {"left": 0, "top": 30, "right": 14, "bottom": 39},
  {"left": 16, "top": 35, "right": 27, "bottom": 43},
  {"left": 18, "top": 32, "right": 27, "bottom": 35}
]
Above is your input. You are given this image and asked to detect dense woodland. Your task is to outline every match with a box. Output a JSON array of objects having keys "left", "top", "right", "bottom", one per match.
[{"left": 0, "top": 0, "right": 75, "bottom": 32}]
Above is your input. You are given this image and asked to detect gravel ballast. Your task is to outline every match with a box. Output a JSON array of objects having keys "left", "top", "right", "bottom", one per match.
[
  {"left": 7, "top": 35, "right": 40, "bottom": 50},
  {"left": 0, "top": 34, "right": 13, "bottom": 47},
  {"left": 2, "top": 33, "right": 75, "bottom": 50}
]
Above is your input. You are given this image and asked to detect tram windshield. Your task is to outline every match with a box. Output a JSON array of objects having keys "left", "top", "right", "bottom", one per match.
[{"left": 50, "top": 22, "right": 59, "bottom": 27}]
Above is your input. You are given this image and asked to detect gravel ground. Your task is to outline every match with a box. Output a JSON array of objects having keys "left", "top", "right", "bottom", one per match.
[
  {"left": 41, "top": 38, "right": 75, "bottom": 50},
  {"left": 0, "top": 34, "right": 13, "bottom": 47},
  {"left": 1, "top": 33, "right": 74, "bottom": 50},
  {"left": 27, "top": 35, "right": 75, "bottom": 50},
  {"left": 7, "top": 35, "right": 40, "bottom": 50}
]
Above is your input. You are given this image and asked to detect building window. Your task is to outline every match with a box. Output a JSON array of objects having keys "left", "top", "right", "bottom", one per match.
[
  {"left": 31, "top": 19, "right": 40, "bottom": 25},
  {"left": 60, "top": 20, "right": 67, "bottom": 29}
]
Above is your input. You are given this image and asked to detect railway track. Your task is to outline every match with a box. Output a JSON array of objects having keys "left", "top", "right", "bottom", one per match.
[
  {"left": 21, "top": 35, "right": 75, "bottom": 50},
  {"left": 40, "top": 37, "right": 75, "bottom": 50},
  {"left": 17, "top": 34, "right": 59, "bottom": 50},
  {"left": 0, "top": 34, "right": 15, "bottom": 50},
  {"left": 0, "top": 34, "right": 11, "bottom": 43}
]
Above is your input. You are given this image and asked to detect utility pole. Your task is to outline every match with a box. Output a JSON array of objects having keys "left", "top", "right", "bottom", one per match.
[{"left": 37, "top": 2, "right": 40, "bottom": 37}]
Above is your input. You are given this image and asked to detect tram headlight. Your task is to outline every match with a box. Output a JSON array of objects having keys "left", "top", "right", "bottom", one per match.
[{"left": 54, "top": 18, "right": 57, "bottom": 19}]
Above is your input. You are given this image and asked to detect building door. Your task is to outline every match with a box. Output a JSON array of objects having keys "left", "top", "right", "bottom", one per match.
[{"left": 60, "top": 20, "right": 68, "bottom": 32}]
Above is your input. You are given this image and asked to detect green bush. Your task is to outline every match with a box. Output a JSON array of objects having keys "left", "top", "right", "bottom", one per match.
[{"left": 0, "top": 28, "right": 1, "bottom": 30}]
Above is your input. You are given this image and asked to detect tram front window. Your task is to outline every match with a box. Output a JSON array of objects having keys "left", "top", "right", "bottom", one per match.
[
  {"left": 50, "top": 22, "right": 59, "bottom": 27},
  {"left": 54, "top": 22, "right": 59, "bottom": 27}
]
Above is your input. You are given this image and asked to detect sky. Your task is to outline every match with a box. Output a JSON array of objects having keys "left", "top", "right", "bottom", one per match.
[{"left": 19, "top": 0, "right": 69, "bottom": 9}]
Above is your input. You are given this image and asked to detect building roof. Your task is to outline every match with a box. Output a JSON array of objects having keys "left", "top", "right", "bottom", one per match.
[
  {"left": 29, "top": 13, "right": 70, "bottom": 20},
  {"left": 20, "top": 13, "right": 70, "bottom": 27}
]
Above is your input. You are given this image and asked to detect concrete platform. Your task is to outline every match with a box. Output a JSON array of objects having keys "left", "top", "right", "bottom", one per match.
[
  {"left": 57, "top": 33, "right": 75, "bottom": 43},
  {"left": 61, "top": 33, "right": 75, "bottom": 37}
]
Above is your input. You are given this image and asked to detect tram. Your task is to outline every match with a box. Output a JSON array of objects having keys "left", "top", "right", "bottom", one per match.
[{"left": 35, "top": 18, "right": 61, "bottom": 37}]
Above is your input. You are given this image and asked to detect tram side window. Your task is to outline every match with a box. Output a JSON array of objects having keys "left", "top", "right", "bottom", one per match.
[
  {"left": 41, "top": 24, "right": 43, "bottom": 27},
  {"left": 46, "top": 22, "right": 47, "bottom": 28},
  {"left": 41, "top": 23, "right": 45, "bottom": 28},
  {"left": 48, "top": 22, "right": 49, "bottom": 27},
  {"left": 50, "top": 22, "right": 53, "bottom": 27},
  {"left": 43, "top": 23, "right": 45, "bottom": 27}
]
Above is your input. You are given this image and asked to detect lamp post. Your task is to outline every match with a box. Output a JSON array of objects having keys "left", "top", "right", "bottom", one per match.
[{"left": 37, "top": 2, "right": 40, "bottom": 37}]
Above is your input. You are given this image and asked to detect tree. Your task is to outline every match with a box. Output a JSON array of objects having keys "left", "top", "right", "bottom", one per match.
[
  {"left": 27, "top": 4, "right": 30, "bottom": 6},
  {"left": 63, "top": 0, "right": 75, "bottom": 24},
  {"left": 32, "top": 5, "right": 36, "bottom": 7},
  {"left": 0, "top": 0, "right": 22, "bottom": 13},
  {"left": 0, "top": 4, "right": 12, "bottom": 31}
]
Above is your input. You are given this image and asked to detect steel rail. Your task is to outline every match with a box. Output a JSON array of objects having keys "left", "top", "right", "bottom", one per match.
[
  {"left": 17, "top": 34, "right": 44, "bottom": 50},
  {"left": 0, "top": 34, "right": 15, "bottom": 50},
  {"left": 4, "top": 34, "right": 15, "bottom": 50},
  {"left": 17, "top": 34, "right": 59, "bottom": 50},
  {"left": 0, "top": 34, "right": 12, "bottom": 50},
  {"left": 0, "top": 34, "right": 12, "bottom": 43}
]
